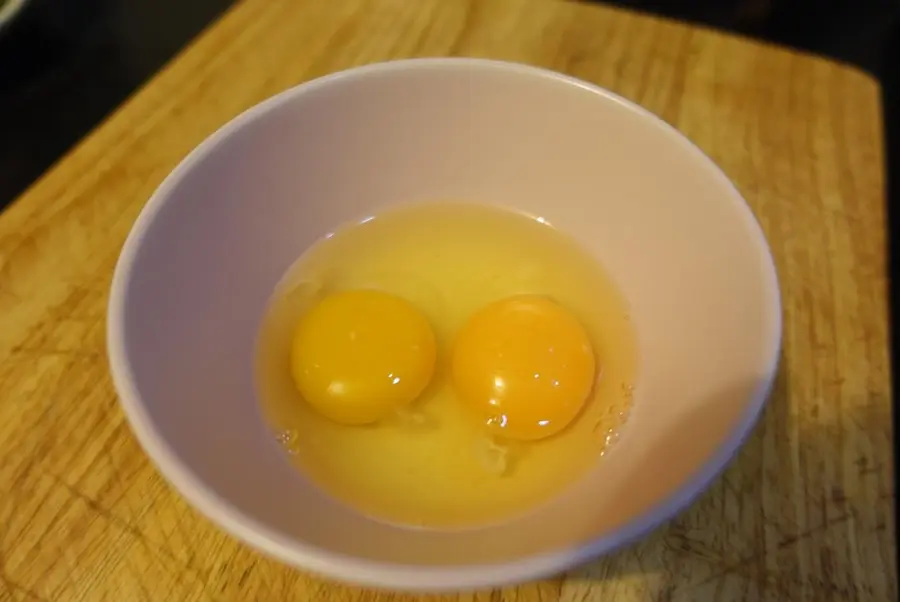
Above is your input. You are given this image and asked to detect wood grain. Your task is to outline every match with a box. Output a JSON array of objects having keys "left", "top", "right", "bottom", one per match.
[{"left": 0, "top": 0, "right": 892, "bottom": 600}]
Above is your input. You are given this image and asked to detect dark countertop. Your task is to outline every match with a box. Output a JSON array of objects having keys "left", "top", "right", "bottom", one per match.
[{"left": 0, "top": 0, "right": 237, "bottom": 210}]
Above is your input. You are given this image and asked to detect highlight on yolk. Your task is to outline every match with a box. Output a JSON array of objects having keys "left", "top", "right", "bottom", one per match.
[
  {"left": 451, "top": 295, "right": 596, "bottom": 441},
  {"left": 290, "top": 289, "right": 437, "bottom": 425}
]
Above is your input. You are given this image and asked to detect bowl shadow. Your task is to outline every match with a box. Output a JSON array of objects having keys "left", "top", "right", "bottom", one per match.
[{"left": 556, "top": 352, "right": 894, "bottom": 600}]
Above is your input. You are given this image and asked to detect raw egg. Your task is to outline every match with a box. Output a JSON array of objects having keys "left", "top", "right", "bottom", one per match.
[
  {"left": 258, "top": 203, "right": 637, "bottom": 529},
  {"left": 290, "top": 289, "right": 437, "bottom": 425},
  {"left": 451, "top": 295, "right": 596, "bottom": 441}
]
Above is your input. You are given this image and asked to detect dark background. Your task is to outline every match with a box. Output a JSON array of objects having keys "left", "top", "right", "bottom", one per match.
[{"left": 608, "top": 0, "right": 898, "bottom": 74}]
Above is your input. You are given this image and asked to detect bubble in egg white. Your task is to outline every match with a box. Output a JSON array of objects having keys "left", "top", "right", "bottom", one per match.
[{"left": 274, "top": 429, "right": 300, "bottom": 455}]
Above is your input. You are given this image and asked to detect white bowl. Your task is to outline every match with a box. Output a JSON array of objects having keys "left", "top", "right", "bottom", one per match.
[{"left": 107, "top": 58, "right": 781, "bottom": 592}]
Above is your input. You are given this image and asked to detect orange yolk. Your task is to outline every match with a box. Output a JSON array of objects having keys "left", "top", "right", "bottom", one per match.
[
  {"left": 290, "top": 289, "right": 437, "bottom": 425},
  {"left": 451, "top": 295, "right": 596, "bottom": 441}
]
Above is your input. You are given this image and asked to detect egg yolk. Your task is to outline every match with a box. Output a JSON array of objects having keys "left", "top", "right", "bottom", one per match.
[
  {"left": 290, "top": 289, "right": 437, "bottom": 425},
  {"left": 451, "top": 295, "right": 596, "bottom": 441}
]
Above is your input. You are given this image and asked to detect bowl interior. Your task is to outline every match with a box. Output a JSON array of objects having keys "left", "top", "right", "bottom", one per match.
[{"left": 110, "top": 60, "right": 780, "bottom": 585}]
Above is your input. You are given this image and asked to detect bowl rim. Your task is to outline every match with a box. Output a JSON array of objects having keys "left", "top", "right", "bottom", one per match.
[{"left": 107, "top": 57, "right": 782, "bottom": 592}]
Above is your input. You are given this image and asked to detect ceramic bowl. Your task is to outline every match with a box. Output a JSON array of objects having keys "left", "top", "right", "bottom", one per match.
[{"left": 108, "top": 58, "right": 781, "bottom": 592}]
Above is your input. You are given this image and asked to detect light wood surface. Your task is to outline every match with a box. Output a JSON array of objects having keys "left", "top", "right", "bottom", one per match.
[{"left": 0, "top": 0, "right": 893, "bottom": 600}]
